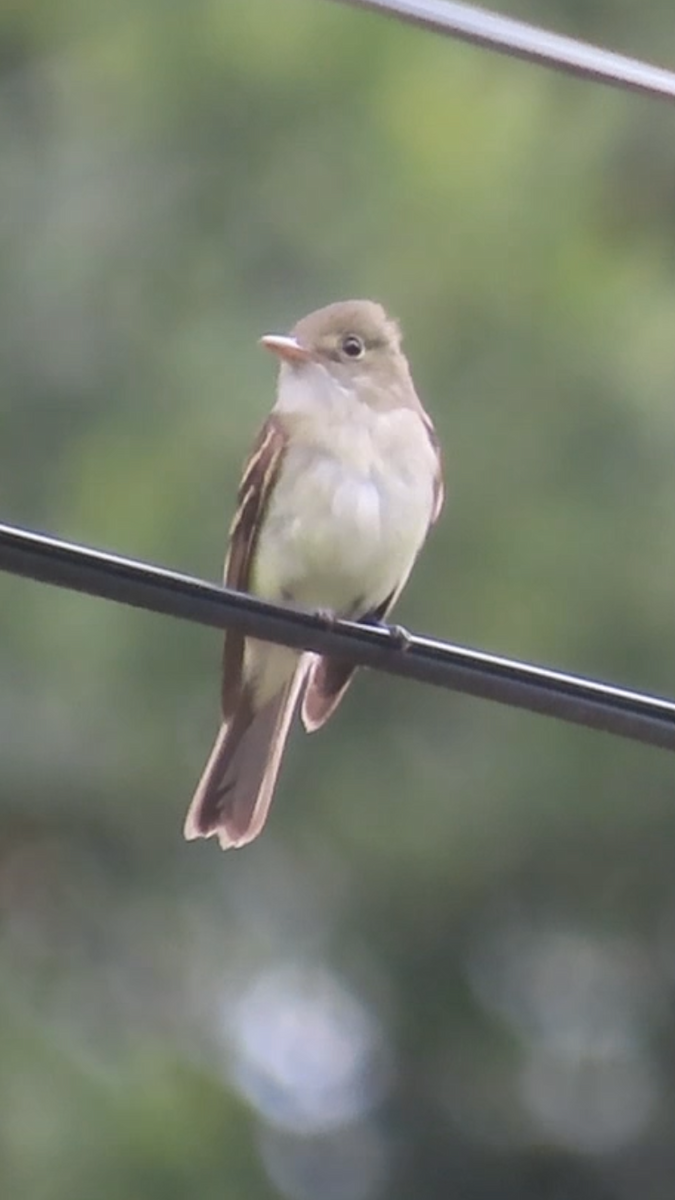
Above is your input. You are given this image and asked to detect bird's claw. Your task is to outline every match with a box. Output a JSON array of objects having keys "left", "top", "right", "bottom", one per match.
[
  {"left": 314, "top": 606, "right": 338, "bottom": 628},
  {"left": 360, "top": 614, "right": 412, "bottom": 651},
  {"left": 386, "top": 622, "right": 412, "bottom": 651},
  {"left": 314, "top": 609, "right": 411, "bottom": 651}
]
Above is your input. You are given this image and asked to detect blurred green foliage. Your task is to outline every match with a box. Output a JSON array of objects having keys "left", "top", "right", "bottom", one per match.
[{"left": 3, "top": 1, "right": 675, "bottom": 1197}]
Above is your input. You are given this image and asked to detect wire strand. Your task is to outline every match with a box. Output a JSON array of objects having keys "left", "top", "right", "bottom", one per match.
[
  {"left": 1, "top": 520, "right": 675, "bottom": 753},
  {"left": 331, "top": 0, "right": 675, "bottom": 102}
]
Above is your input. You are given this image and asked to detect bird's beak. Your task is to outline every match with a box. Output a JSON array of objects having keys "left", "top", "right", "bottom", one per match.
[{"left": 259, "top": 333, "right": 312, "bottom": 363}]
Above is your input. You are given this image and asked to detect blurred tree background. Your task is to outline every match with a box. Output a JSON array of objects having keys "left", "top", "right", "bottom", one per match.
[{"left": 2, "top": 0, "right": 675, "bottom": 1196}]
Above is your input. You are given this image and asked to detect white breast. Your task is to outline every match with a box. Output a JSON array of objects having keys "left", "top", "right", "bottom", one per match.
[{"left": 252, "top": 364, "right": 438, "bottom": 617}]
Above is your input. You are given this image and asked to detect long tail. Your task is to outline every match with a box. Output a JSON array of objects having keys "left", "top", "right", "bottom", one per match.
[{"left": 184, "top": 662, "right": 307, "bottom": 849}]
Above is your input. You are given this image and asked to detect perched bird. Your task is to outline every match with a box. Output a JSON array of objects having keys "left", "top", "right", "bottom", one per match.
[{"left": 184, "top": 300, "right": 444, "bottom": 849}]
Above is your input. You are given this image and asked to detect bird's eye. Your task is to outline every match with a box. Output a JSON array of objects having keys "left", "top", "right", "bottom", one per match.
[{"left": 341, "top": 334, "right": 365, "bottom": 359}]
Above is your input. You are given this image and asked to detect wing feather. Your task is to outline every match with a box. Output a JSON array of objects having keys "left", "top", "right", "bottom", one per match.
[
  {"left": 422, "top": 412, "right": 444, "bottom": 524},
  {"left": 301, "top": 593, "right": 396, "bottom": 733},
  {"left": 221, "top": 415, "right": 288, "bottom": 716}
]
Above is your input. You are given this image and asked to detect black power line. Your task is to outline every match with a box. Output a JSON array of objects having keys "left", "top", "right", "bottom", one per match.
[
  {"left": 2, "top": 520, "right": 675, "bottom": 752},
  {"left": 332, "top": 0, "right": 675, "bottom": 102}
]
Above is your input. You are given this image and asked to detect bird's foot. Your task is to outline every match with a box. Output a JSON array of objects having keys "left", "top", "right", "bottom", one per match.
[
  {"left": 313, "top": 606, "right": 338, "bottom": 628},
  {"left": 386, "top": 622, "right": 412, "bottom": 651},
  {"left": 360, "top": 614, "right": 412, "bottom": 651}
]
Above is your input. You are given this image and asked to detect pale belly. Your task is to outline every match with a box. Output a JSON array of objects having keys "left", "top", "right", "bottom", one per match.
[{"left": 251, "top": 412, "right": 436, "bottom": 619}]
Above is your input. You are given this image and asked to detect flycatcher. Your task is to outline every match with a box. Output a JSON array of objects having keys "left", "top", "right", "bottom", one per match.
[{"left": 184, "top": 300, "right": 444, "bottom": 849}]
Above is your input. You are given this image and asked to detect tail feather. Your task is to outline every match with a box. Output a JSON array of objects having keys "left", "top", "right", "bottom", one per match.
[
  {"left": 302, "top": 597, "right": 396, "bottom": 734},
  {"left": 184, "top": 661, "right": 308, "bottom": 849},
  {"left": 301, "top": 654, "right": 358, "bottom": 732}
]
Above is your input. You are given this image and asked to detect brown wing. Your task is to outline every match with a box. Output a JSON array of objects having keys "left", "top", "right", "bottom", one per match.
[
  {"left": 302, "top": 410, "right": 444, "bottom": 733},
  {"left": 221, "top": 415, "right": 288, "bottom": 717},
  {"left": 301, "top": 593, "right": 395, "bottom": 733},
  {"left": 422, "top": 411, "right": 445, "bottom": 525}
]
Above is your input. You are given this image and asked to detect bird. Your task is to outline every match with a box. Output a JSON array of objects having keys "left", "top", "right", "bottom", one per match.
[{"left": 184, "top": 299, "right": 444, "bottom": 849}]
